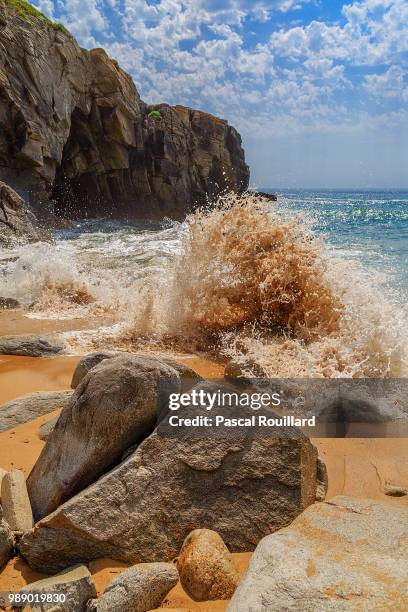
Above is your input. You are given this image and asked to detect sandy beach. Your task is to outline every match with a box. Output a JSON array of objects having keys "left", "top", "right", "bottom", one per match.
[
  {"left": 0, "top": 316, "right": 406, "bottom": 609},
  {"left": 0, "top": 2, "right": 407, "bottom": 607}
]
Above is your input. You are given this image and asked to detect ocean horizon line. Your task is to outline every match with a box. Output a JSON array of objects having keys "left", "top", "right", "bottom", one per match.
[{"left": 253, "top": 187, "right": 408, "bottom": 192}]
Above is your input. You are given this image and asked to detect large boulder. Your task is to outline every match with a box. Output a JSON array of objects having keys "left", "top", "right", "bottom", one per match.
[
  {"left": 0, "top": 517, "right": 13, "bottom": 568},
  {"left": 20, "top": 391, "right": 318, "bottom": 573},
  {"left": 71, "top": 351, "right": 202, "bottom": 391},
  {"left": 0, "top": 335, "right": 63, "bottom": 357},
  {"left": 227, "top": 496, "right": 408, "bottom": 611},
  {"left": 1, "top": 469, "right": 33, "bottom": 532},
  {"left": 27, "top": 354, "right": 181, "bottom": 521},
  {"left": 0, "top": 182, "right": 39, "bottom": 245},
  {"left": 176, "top": 529, "right": 239, "bottom": 601},
  {"left": 0, "top": 391, "right": 72, "bottom": 432},
  {"left": 86, "top": 563, "right": 179, "bottom": 612},
  {"left": 19, "top": 564, "right": 96, "bottom": 612}
]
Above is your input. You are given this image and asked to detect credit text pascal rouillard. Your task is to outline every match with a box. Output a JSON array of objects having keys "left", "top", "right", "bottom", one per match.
[{"left": 167, "top": 390, "right": 316, "bottom": 428}]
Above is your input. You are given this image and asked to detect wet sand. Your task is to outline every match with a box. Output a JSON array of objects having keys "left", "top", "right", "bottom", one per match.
[
  {"left": 0, "top": 355, "right": 80, "bottom": 404},
  {"left": 0, "top": 320, "right": 407, "bottom": 609},
  {"left": 0, "top": 310, "right": 106, "bottom": 337}
]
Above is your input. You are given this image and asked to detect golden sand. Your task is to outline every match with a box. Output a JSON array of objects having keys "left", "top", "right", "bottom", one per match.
[{"left": 0, "top": 333, "right": 406, "bottom": 609}]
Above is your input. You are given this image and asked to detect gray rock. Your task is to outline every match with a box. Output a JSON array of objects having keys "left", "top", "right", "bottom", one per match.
[
  {"left": 0, "top": 182, "right": 39, "bottom": 245},
  {"left": 0, "top": 517, "right": 13, "bottom": 569},
  {"left": 86, "top": 562, "right": 178, "bottom": 612},
  {"left": 0, "top": 335, "right": 64, "bottom": 357},
  {"left": 38, "top": 416, "right": 59, "bottom": 442},
  {"left": 383, "top": 483, "right": 407, "bottom": 497},
  {"left": 0, "top": 391, "right": 72, "bottom": 432},
  {"left": 70, "top": 352, "right": 119, "bottom": 388},
  {"left": 27, "top": 354, "right": 181, "bottom": 521},
  {"left": 0, "top": 296, "right": 20, "bottom": 309},
  {"left": 20, "top": 388, "right": 318, "bottom": 573},
  {"left": 71, "top": 351, "right": 202, "bottom": 391},
  {"left": 176, "top": 529, "right": 238, "bottom": 601},
  {"left": 1, "top": 469, "right": 33, "bottom": 532},
  {"left": 227, "top": 496, "right": 408, "bottom": 612},
  {"left": 19, "top": 564, "right": 96, "bottom": 612}
]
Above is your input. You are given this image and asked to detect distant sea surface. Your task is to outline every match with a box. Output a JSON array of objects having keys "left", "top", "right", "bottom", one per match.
[{"left": 266, "top": 189, "right": 408, "bottom": 302}]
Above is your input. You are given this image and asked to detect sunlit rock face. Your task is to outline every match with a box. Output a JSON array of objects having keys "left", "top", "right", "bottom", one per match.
[{"left": 0, "top": 1, "right": 249, "bottom": 221}]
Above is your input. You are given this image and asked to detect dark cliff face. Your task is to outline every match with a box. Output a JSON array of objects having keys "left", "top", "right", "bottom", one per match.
[{"left": 0, "top": 1, "right": 249, "bottom": 221}]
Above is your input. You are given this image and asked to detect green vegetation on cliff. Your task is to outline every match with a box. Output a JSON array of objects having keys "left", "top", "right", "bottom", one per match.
[{"left": 5, "top": 0, "right": 67, "bottom": 32}]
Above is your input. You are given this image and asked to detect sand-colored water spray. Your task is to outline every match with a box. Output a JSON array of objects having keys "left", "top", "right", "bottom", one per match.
[{"left": 126, "top": 192, "right": 407, "bottom": 377}]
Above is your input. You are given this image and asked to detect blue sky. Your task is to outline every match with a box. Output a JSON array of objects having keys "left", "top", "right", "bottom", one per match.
[{"left": 33, "top": 0, "right": 408, "bottom": 188}]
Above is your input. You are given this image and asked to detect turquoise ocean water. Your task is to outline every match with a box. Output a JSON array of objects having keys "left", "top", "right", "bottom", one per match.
[{"left": 268, "top": 189, "right": 407, "bottom": 302}]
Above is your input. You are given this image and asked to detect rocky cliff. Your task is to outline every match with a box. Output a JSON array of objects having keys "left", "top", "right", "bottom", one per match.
[
  {"left": 0, "top": 0, "right": 249, "bottom": 222},
  {"left": 0, "top": 179, "right": 39, "bottom": 244}
]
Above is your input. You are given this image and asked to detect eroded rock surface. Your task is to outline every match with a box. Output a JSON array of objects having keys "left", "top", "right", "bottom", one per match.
[
  {"left": 0, "top": 390, "right": 72, "bottom": 432},
  {"left": 20, "top": 391, "right": 318, "bottom": 573},
  {"left": 0, "top": 517, "right": 13, "bottom": 569},
  {"left": 0, "top": 181, "right": 39, "bottom": 243},
  {"left": 19, "top": 564, "right": 96, "bottom": 612},
  {"left": 0, "top": 334, "right": 64, "bottom": 356},
  {"left": 0, "top": 1, "right": 249, "bottom": 221},
  {"left": 86, "top": 563, "right": 179, "bottom": 612},
  {"left": 70, "top": 351, "right": 202, "bottom": 392},
  {"left": 227, "top": 496, "right": 408, "bottom": 611},
  {"left": 176, "top": 529, "right": 239, "bottom": 601},
  {"left": 1, "top": 469, "right": 33, "bottom": 532},
  {"left": 27, "top": 354, "right": 181, "bottom": 521}
]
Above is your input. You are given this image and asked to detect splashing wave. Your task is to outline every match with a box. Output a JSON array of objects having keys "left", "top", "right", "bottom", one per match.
[{"left": 0, "top": 192, "right": 406, "bottom": 377}]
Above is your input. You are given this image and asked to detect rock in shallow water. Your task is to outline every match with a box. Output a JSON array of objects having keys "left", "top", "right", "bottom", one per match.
[
  {"left": 0, "top": 391, "right": 72, "bottom": 432},
  {"left": 176, "top": 529, "right": 239, "bottom": 601},
  {"left": 0, "top": 335, "right": 64, "bottom": 357},
  {"left": 19, "top": 564, "right": 96, "bottom": 612},
  {"left": 20, "top": 383, "right": 318, "bottom": 573},
  {"left": 0, "top": 296, "right": 20, "bottom": 309},
  {"left": 227, "top": 496, "right": 408, "bottom": 612},
  {"left": 27, "top": 354, "right": 181, "bottom": 521},
  {"left": 86, "top": 562, "right": 179, "bottom": 612}
]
